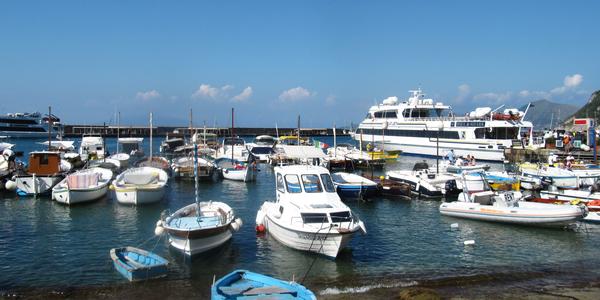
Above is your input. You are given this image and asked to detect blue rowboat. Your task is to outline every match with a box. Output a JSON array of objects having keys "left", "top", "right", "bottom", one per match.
[
  {"left": 331, "top": 172, "right": 379, "bottom": 199},
  {"left": 110, "top": 246, "right": 168, "bottom": 281},
  {"left": 212, "top": 269, "right": 316, "bottom": 300}
]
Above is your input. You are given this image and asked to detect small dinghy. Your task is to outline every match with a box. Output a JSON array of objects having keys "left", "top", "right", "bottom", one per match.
[
  {"left": 52, "top": 167, "right": 113, "bottom": 205},
  {"left": 211, "top": 269, "right": 316, "bottom": 300},
  {"left": 110, "top": 246, "right": 168, "bottom": 282},
  {"left": 112, "top": 167, "right": 169, "bottom": 205},
  {"left": 440, "top": 172, "right": 587, "bottom": 227},
  {"left": 331, "top": 172, "right": 379, "bottom": 199}
]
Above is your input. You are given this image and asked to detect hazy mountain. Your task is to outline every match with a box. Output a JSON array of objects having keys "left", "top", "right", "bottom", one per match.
[
  {"left": 562, "top": 90, "right": 600, "bottom": 126},
  {"left": 519, "top": 99, "right": 578, "bottom": 130}
]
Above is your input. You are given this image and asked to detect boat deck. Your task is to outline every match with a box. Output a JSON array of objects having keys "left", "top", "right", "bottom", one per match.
[{"left": 169, "top": 216, "right": 222, "bottom": 229}]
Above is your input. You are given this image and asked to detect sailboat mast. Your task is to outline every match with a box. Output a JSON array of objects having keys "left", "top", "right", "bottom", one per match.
[
  {"left": 231, "top": 107, "right": 235, "bottom": 162},
  {"left": 117, "top": 112, "right": 120, "bottom": 153},
  {"left": 333, "top": 124, "right": 337, "bottom": 157},
  {"left": 189, "top": 108, "right": 193, "bottom": 142},
  {"left": 149, "top": 112, "right": 153, "bottom": 159},
  {"left": 297, "top": 115, "right": 301, "bottom": 145},
  {"left": 48, "top": 106, "right": 52, "bottom": 151}
]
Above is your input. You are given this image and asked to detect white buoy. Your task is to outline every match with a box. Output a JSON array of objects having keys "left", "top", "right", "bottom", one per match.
[
  {"left": 154, "top": 225, "right": 165, "bottom": 236},
  {"left": 235, "top": 218, "right": 243, "bottom": 228},
  {"left": 156, "top": 220, "right": 163, "bottom": 227},
  {"left": 464, "top": 240, "right": 475, "bottom": 246},
  {"left": 5, "top": 180, "right": 17, "bottom": 191},
  {"left": 450, "top": 223, "right": 459, "bottom": 229}
]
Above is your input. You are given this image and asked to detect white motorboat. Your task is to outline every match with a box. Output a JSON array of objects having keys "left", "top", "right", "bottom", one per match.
[
  {"left": 118, "top": 137, "right": 144, "bottom": 158},
  {"left": 216, "top": 137, "right": 250, "bottom": 162},
  {"left": 158, "top": 202, "right": 242, "bottom": 255},
  {"left": 215, "top": 157, "right": 256, "bottom": 182},
  {"left": 79, "top": 135, "right": 105, "bottom": 161},
  {"left": 256, "top": 165, "right": 366, "bottom": 258},
  {"left": 440, "top": 173, "right": 587, "bottom": 227},
  {"left": 520, "top": 164, "right": 578, "bottom": 189},
  {"left": 52, "top": 167, "right": 113, "bottom": 204},
  {"left": 326, "top": 143, "right": 385, "bottom": 169},
  {"left": 539, "top": 186, "right": 600, "bottom": 203},
  {"left": 386, "top": 161, "right": 460, "bottom": 198},
  {"left": 444, "top": 160, "right": 490, "bottom": 174},
  {"left": 14, "top": 151, "right": 69, "bottom": 196},
  {"left": 112, "top": 167, "right": 168, "bottom": 205}
]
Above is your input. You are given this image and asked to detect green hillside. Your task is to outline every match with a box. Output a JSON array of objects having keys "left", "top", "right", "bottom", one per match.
[{"left": 565, "top": 90, "right": 600, "bottom": 122}]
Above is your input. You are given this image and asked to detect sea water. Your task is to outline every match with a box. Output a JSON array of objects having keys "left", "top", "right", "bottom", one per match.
[{"left": 1, "top": 136, "right": 599, "bottom": 296}]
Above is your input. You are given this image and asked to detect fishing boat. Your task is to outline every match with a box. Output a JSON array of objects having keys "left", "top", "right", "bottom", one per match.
[
  {"left": 353, "top": 88, "right": 533, "bottom": 162},
  {"left": 326, "top": 143, "right": 385, "bottom": 169},
  {"left": 255, "top": 165, "right": 366, "bottom": 258},
  {"left": 386, "top": 161, "right": 460, "bottom": 198},
  {"left": 79, "top": 135, "right": 105, "bottom": 161},
  {"left": 52, "top": 167, "right": 113, "bottom": 204},
  {"left": 109, "top": 246, "right": 168, "bottom": 281},
  {"left": 211, "top": 269, "right": 316, "bottom": 300},
  {"left": 14, "top": 151, "right": 70, "bottom": 196},
  {"left": 118, "top": 137, "right": 145, "bottom": 157},
  {"left": 217, "top": 137, "right": 250, "bottom": 162},
  {"left": 440, "top": 173, "right": 587, "bottom": 227},
  {"left": 171, "top": 156, "right": 216, "bottom": 180},
  {"left": 444, "top": 160, "right": 490, "bottom": 174},
  {"left": 331, "top": 172, "right": 379, "bottom": 199},
  {"left": 112, "top": 167, "right": 168, "bottom": 205},
  {"left": 157, "top": 144, "right": 242, "bottom": 255}
]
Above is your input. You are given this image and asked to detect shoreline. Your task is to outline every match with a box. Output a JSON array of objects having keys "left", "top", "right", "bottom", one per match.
[{"left": 4, "top": 269, "right": 599, "bottom": 299}]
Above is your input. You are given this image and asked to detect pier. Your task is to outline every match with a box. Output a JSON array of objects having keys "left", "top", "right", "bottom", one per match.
[{"left": 63, "top": 125, "right": 349, "bottom": 138}]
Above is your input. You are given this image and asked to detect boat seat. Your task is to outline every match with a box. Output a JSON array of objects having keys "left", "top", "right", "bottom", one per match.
[
  {"left": 243, "top": 286, "right": 296, "bottom": 296},
  {"left": 172, "top": 216, "right": 222, "bottom": 229},
  {"left": 472, "top": 191, "right": 494, "bottom": 205},
  {"left": 218, "top": 283, "right": 255, "bottom": 296}
]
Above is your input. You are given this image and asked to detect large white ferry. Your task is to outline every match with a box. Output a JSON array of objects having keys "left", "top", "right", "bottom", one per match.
[
  {"left": 353, "top": 89, "right": 532, "bottom": 162},
  {"left": 0, "top": 112, "right": 63, "bottom": 138}
]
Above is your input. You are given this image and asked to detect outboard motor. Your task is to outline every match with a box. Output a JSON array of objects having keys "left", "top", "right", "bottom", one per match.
[
  {"left": 444, "top": 179, "right": 459, "bottom": 195},
  {"left": 591, "top": 181, "right": 600, "bottom": 193}
]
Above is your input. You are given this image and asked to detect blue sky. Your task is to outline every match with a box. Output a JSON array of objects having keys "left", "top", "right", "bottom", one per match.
[{"left": 1, "top": 1, "right": 598, "bottom": 128}]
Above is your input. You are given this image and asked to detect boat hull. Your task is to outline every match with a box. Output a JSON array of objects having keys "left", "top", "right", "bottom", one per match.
[
  {"left": 168, "top": 227, "right": 233, "bottom": 256},
  {"left": 440, "top": 201, "right": 585, "bottom": 227},
  {"left": 53, "top": 184, "right": 109, "bottom": 204},
  {"left": 264, "top": 214, "right": 355, "bottom": 258},
  {"left": 211, "top": 269, "right": 317, "bottom": 300},
  {"left": 15, "top": 175, "right": 63, "bottom": 196},
  {"left": 114, "top": 187, "right": 165, "bottom": 205},
  {"left": 110, "top": 247, "right": 168, "bottom": 282}
]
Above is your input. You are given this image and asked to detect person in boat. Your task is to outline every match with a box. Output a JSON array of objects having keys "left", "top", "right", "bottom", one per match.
[
  {"left": 565, "top": 155, "right": 574, "bottom": 170},
  {"left": 444, "top": 149, "right": 456, "bottom": 164},
  {"left": 366, "top": 143, "right": 373, "bottom": 152},
  {"left": 469, "top": 155, "right": 476, "bottom": 166}
]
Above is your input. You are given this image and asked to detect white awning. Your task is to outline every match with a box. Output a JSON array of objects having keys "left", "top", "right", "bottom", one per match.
[{"left": 280, "top": 145, "right": 327, "bottom": 159}]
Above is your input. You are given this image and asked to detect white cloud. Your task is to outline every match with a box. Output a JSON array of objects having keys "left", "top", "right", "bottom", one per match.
[
  {"left": 232, "top": 86, "right": 253, "bottom": 102},
  {"left": 564, "top": 74, "right": 583, "bottom": 88},
  {"left": 325, "top": 95, "right": 336, "bottom": 106},
  {"left": 136, "top": 90, "right": 160, "bottom": 101},
  {"left": 455, "top": 84, "right": 471, "bottom": 103},
  {"left": 192, "top": 84, "right": 220, "bottom": 99},
  {"left": 279, "top": 86, "right": 313, "bottom": 102},
  {"left": 221, "top": 85, "right": 234, "bottom": 91}
]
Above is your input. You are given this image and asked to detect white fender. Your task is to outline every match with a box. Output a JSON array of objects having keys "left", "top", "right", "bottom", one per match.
[
  {"left": 5, "top": 180, "right": 17, "bottom": 191},
  {"left": 154, "top": 224, "right": 165, "bottom": 236}
]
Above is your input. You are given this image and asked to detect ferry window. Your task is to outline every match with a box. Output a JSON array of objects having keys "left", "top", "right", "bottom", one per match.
[
  {"left": 301, "top": 213, "right": 328, "bottom": 224},
  {"left": 285, "top": 174, "right": 302, "bottom": 193},
  {"left": 330, "top": 211, "right": 352, "bottom": 223},
  {"left": 276, "top": 174, "right": 285, "bottom": 193},
  {"left": 402, "top": 110, "right": 410, "bottom": 118},
  {"left": 320, "top": 174, "right": 336, "bottom": 193},
  {"left": 302, "top": 174, "right": 323, "bottom": 193},
  {"left": 40, "top": 154, "right": 49, "bottom": 165}
]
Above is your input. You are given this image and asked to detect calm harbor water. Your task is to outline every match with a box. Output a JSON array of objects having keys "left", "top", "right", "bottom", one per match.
[{"left": 1, "top": 136, "right": 600, "bottom": 296}]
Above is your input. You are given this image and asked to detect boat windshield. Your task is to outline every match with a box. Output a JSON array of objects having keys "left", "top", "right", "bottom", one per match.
[
  {"left": 320, "top": 174, "right": 336, "bottom": 193},
  {"left": 251, "top": 147, "right": 273, "bottom": 154},
  {"left": 276, "top": 173, "right": 285, "bottom": 192},
  {"left": 285, "top": 174, "right": 302, "bottom": 193},
  {"left": 302, "top": 174, "right": 323, "bottom": 193}
]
